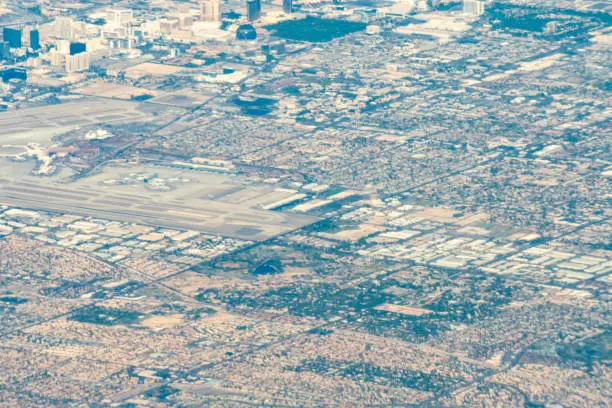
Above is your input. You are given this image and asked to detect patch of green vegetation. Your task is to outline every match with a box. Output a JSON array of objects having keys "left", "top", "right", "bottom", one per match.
[
  {"left": 288, "top": 356, "right": 465, "bottom": 393},
  {"left": 143, "top": 384, "right": 179, "bottom": 402},
  {"left": 194, "top": 288, "right": 221, "bottom": 303},
  {"left": 304, "top": 219, "right": 341, "bottom": 233},
  {"left": 70, "top": 306, "right": 142, "bottom": 326},
  {"left": 486, "top": 3, "right": 608, "bottom": 39},
  {"left": 308, "top": 194, "right": 365, "bottom": 215},
  {"left": 307, "top": 327, "right": 334, "bottom": 336},
  {"left": 283, "top": 86, "right": 301, "bottom": 95},
  {"left": 90, "top": 291, "right": 108, "bottom": 299},
  {"left": 153, "top": 368, "right": 173, "bottom": 380},
  {"left": 252, "top": 258, "right": 284, "bottom": 275},
  {"left": 557, "top": 331, "right": 612, "bottom": 371},
  {"left": 315, "top": 185, "right": 346, "bottom": 198},
  {"left": 131, "top": 94, "right": 154, "bottom": 101},
  {"left": 27, "top": 5, "right": 42, "bottom": 15},
  {"left": 488, "top": 5, "right": 554, "bottom": 33},
  {"left": 429, "top": 0, "right": 461, "bottom": 11},
  {"left": 218, "top": 281, "right": 443, "bottom": 341},
  {"left": 0, "top": 296, "right": 28, "bottom": 305},
  {"left": 424, "top": 276, "right": 517, "bottom": 323},
  {"left": 186, "top": 307, "right": 217, "bottom": 320},
  {"left": 225, "top": 283, "right": 391, "bottom": 318},
  {"left": 232, "top": 96, "right": 277, "bottom": 116},
  {"left": 265, "top": 17, "right": 366, "bottom": 43},
  {"left": 41, "top": 279, "right": 96, "bottom": 299}
]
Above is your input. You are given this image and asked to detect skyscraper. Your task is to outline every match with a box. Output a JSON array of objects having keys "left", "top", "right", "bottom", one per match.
[
  {"left": 247, "top": 0, "right": 261, "bottom": 21},
  {"left": 65, "top": 52, "right": 90, "bottom": 73},
  {"left": 3, "top": 27, "right": 22, "bottom": 48},
  {"left": 54, "top": 17, "right": 74, "bottom": 39},
  {"left": 463, "top": 0, "right": 485, "bottom": 16},
  {"left": 107, "top": 9, "right": 133, "bottom": 26},
  {"left": 0, "top": 42, "right": 10, "bottom": 60},
  {"left": 201, "top": 0, "right": 221, "bottom": 22},
  {"left": 69, "top": 42, "right": 87, "bottom": 55},
  {"left": 283, "top": 0, "right": 292, "bottom": 14},
  {"left": 179, "top": 14, "right": 194, "bottom": 29},
  {"left": 29, "top": 29, "right": 40, "bottom": 50}
]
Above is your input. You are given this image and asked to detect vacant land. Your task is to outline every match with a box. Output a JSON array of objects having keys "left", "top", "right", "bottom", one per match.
[{"left": 0, "top": 98, "right": 161, "bottom": 144}]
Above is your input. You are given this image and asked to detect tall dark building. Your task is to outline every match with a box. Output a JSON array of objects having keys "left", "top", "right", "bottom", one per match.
[
  {"left": 29, "top": 29, "right": 40, "bottom": 50},
  {"left": 246, "top": 0, "right": 261, "bottom": 21},
  {"left": 69, "top": 42, "right": 87, "bottom": 55},
  {"left": 0, "top": 42, "right": 10, "bottom": 60},
  {"left": 3, "top": 27, "right": 22, "bottom": 48},
  {"left": 283, "top": 0, "right": 292, "bottom": 13}
]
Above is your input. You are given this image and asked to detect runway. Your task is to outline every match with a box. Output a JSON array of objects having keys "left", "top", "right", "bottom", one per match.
[{"left": 0, "top": 179, "right": 318, "bottom": 241}]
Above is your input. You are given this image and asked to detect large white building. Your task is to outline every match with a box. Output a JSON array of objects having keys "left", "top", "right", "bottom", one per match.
[
  {"left": 54, "top": 16, "right": 74, "bottom": 39},
  {"left": 65, "top": 52, "right": 90, "bottom": 73},
  {"left": 463, "top": 0, "right": 485, "bottom": 16},
  {"left": 107, "top": 9, "right": 134, "bottom": 26},
  {"left": 200, "top": 0, "right": 221, "bottom": 22}
]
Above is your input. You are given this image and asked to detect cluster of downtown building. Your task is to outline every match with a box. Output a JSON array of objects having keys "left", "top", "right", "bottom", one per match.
[
  {"left": 0, "top": 9, "right": 135, "bottom": 78},
  {"left": 0, "top": 0, "right": 295, "bottom": 82}
]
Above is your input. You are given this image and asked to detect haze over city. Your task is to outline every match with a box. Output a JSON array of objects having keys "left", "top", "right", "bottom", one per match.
[{"left": 0, "top": 0, "right": 610, "bottom": 406}]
